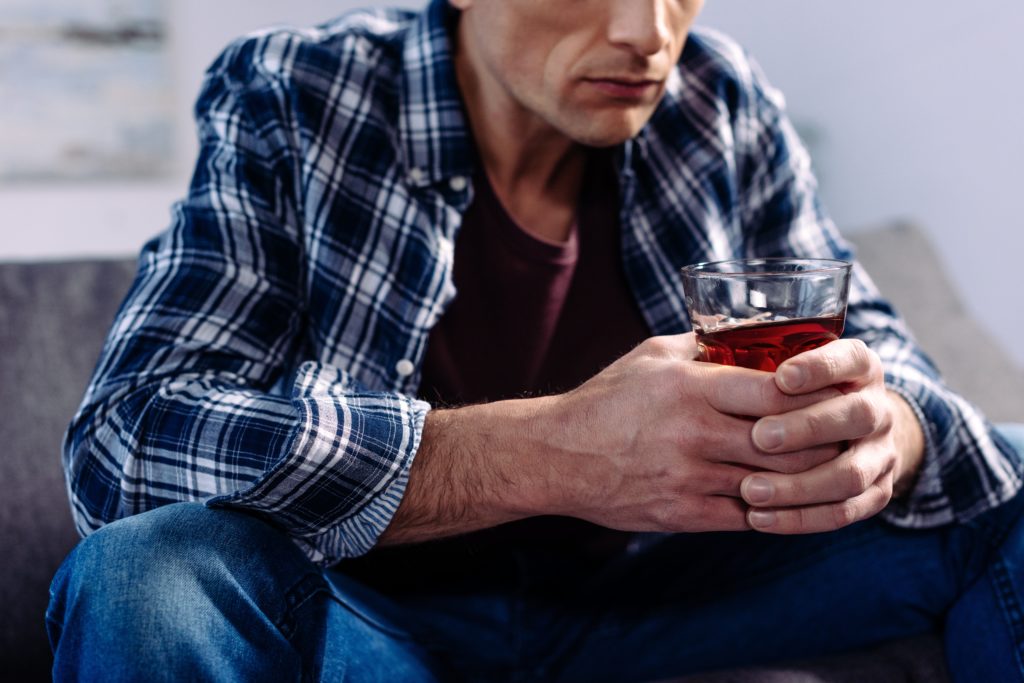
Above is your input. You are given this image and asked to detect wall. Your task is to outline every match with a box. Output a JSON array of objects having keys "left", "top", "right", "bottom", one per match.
[
  {"left": 697, "top": 1, "right": 1024, "bottom": 367},
  {"left": 2, "top": 0, "right": 1021, "bottom": 367}
]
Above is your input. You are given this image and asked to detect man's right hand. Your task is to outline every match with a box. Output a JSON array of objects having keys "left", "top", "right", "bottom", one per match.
[
  {"left": 380, "top": 331, "right": 843, "bottom": 544},
  {"left": 380, "top": 333, "right": 841, "bottom": 546},
  {"left": 540, "top": 333, "right": 842, "bottom": 533}
]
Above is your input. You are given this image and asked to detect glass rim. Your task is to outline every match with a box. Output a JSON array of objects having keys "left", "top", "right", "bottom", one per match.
[{"left": 680, "top": 257, "right": 852, "bottom": 278}]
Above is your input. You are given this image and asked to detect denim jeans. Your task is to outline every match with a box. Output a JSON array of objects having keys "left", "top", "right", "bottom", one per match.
[{"left": 48, "top": 425, "right": 1024, "bottom": 682}]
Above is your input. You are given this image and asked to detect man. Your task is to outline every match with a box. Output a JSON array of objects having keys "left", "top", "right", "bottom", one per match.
[{"left": 46, "top": 0, "right": 1024, "bottom": 681}]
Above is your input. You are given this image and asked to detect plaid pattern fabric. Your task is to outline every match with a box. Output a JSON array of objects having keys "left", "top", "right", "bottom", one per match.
[{"left": 64, "top": 0, "right": 1022, "bottom": 565}]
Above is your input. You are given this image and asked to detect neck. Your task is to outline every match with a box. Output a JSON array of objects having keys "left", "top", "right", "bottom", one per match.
[{"left": 453, "top": 18, "right": 586, "bottom": 243}]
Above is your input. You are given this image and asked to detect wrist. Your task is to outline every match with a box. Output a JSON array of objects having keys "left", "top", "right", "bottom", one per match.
[
  {"left": 427, "top": 395, "right": 572, "bottom": 521},
  {"left": 887, "top": 389, "right": 926, "bottom": 499},
  {"left": 486, "top": 394, "right": 581, "bottom": 518}
]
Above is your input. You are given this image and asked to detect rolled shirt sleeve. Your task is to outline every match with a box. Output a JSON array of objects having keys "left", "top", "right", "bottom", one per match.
[{"left": 63, "top": 34, "right": 431, "bottom": 566}]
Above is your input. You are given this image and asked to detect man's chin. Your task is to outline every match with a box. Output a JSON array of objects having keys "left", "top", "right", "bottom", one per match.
[
  {"left": 562, "top": 112, "right": 655, "bottom": 148},
  {"left": 570, "top": 127, "right": 647, "bottom": 148}
]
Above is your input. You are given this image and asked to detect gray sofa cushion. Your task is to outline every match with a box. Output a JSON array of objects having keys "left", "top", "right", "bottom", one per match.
[
  {"left": 847, "top": 223, "right": 1024, "bottom": 422},
  {"left": 0, "top": 259, "right": 136, "bottom": 680}
]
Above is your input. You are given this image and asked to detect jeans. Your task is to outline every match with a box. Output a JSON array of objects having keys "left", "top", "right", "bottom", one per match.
[{"left": 48, "top": 425, "right": 1024, "bottom": 683}]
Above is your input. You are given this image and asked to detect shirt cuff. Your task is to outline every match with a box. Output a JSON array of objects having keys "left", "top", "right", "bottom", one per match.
[
  {"left": 879, "top": 383, "right": 953, "bottom": 528},
  {"left": 206, "top": 360, "right": 431, "bottom": 565}
]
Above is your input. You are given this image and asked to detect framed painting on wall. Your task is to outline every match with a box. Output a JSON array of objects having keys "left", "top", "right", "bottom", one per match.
[{"left": 0, "top": 0, "right": 173, "bottom": 182}]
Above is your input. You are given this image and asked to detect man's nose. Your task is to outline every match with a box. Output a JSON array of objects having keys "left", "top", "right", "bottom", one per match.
[{"left": 607, "top": 0, "right": 671, "bottom": 57}]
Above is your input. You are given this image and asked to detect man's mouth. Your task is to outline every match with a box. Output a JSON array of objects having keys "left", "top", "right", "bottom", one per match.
[{"left": 583, "top": 77, "right": 662, "bottom": 101}]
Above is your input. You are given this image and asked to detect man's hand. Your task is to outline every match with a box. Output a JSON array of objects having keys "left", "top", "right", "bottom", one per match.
[
  {"left": 380, "top": 333, "right": 843, "bottom": 546},
  {"left": 541, "top": 334, "right": 843, "bottom": 534},
  {"left": 738, "top": 339, "right": 926, "bottom": 534}
]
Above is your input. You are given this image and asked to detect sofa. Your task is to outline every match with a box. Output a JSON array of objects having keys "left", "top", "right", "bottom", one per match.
[{"left": 2, "top": 223, "right": 1021, "bottom": 681}]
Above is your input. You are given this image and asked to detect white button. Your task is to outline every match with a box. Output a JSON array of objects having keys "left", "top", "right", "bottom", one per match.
[
  {"left": 437, "top": 235, "right": 454, "bottom": 260},
  {"left": 449, "top": 175, "right": 467, "bottom": 192},
  {"left": 395, "top": 359, "right": 415, "bottom": 377},
  {"left": 408, "top": 167, "right": 426, "bottom": 184}
]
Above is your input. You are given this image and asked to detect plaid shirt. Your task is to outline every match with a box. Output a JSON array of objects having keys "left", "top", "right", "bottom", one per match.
[{"left": 65, "top": 0, "right": 1022, "bottom": 566}]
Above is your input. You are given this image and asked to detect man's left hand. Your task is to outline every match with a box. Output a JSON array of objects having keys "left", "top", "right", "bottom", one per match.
[{"left": 739, "top": 339, "right": 926, "bottom": 534}]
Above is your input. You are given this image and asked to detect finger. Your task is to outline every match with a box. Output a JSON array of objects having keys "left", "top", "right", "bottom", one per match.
[
  {"left": 734, "top": 444, "right": 842, "bottom": 475},
  {"left": 702, "top": 462, "right": 759, "bottom": 496},
  {"left": 751, "top": 392, "right": 890, "bottom": 453},
  {"left": 641, "top": 333, "right": 700, "bottom": 361},
  {"left": 775, "top": 339, "right": 882, "bottom": 395},
  {"left": 739, "top": 444, "right": 891, "bottom": 509},
  {"left": 698, "top": 363, "right": 843, "bottom": 418},
  {"left": 745, "top": 481, "right": 893, "bottom": 534},
  {"left": 703, "top": 414, "right": 841, "bottom": 472}
]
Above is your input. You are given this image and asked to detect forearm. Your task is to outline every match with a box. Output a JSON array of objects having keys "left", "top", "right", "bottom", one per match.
[{"left": 377, "top": 396, "right": 564, "bottom": 546}]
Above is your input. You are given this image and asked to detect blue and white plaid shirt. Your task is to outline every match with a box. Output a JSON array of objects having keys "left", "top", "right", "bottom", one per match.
[{"left": 65, "top": 0, "right": 1022, "bottom": 566}]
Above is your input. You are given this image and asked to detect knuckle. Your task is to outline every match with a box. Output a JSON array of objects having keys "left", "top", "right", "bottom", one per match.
[
  {"left": 714, "top": 468, "right": 743, "bottom": 496},
  {"left": 643, "top": 335, "right": 689, "bottom": 361},
  {"left": 850, "top": 338, "right": 871, "bottom": 365},
  {"left": 867, "top": 349, "right": 884, "bottom": 377},
  {"left": 851, "top": 339, "right": 883, "bottom": 379},
  {"left": 844, "top": 460, "right": 873, "bottom": 494},
  {"left": 673, "top": 418, "right": 706, "bottom": 454},
  {"left": 832, "top": 500, "right": 860, "bottom": 528},
  {"left": 784, "top": 476, "right": 807, "bottom": 503},
  {"left": 696, "top": 495, "right": 718, "bottom": 522},
  {"left": 650, "top": 501, "right": 681, "bottom": 530},
  {"left": 642, "top": 335, "right": 670, "bottom": 354},
  {"left": 822, "top": 351, "right": 842, "bottom": 383},
  {"left": 794, "top": 506, "right": 813, "bottom": 533},
  {"left": 759, "top": 375, "right": 784, "bottom": 407},
  {"left": 803, "top": 410, "right": 830, "bottom": 441},
  {"left": 702, "top": 375, "right": 727, "bottom": 410},
  {"left": 850, "top": 394, "right": 881, "bottom": 432},
  {"left": 872, "top": 481, "right": 894, "bottom": 510},
  {"left": 878, "top": 395, "right": 897, "bottom": 432}
]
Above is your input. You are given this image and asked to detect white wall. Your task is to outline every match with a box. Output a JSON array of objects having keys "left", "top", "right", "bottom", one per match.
[{"left": 2, "top": 0, "right": 1022, "bottom": 367}]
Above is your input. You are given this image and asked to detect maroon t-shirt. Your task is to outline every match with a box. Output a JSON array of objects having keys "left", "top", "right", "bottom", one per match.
[
  {"left": 419, "top": 153, "right": 650, "bottom": 404},
  {"left": 338, "top": 152, "right": 652, "bottom": 592}
]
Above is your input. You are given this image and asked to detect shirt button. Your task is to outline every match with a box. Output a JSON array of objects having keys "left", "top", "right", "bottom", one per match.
[
  {"left": 449, "top": 175, "right": 467, "bottom": 192},
  {"left": 408, "top": 167, "right": 426, "bottom": 184},
  {"left": 395, "top": 359, "right": 415, "bottom": 377}
]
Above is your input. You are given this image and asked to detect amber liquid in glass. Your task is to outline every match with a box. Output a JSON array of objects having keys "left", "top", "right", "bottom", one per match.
[{"left": 697, "top": 315, "right": 844, "bottom": 371}]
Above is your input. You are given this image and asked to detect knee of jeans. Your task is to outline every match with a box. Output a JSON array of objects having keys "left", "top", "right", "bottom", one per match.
[{"left": 49, "top": 502, "right": 318, "bottom": 628}]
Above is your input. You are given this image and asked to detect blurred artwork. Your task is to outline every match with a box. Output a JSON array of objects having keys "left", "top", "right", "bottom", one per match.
[{"left": 0, "top": 0, "right": 172, "bottom": 181}]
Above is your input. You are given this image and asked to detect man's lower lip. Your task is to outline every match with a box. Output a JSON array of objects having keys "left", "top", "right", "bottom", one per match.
[{"left": 586, "top": 79, "right": 658, "bottom": 99}]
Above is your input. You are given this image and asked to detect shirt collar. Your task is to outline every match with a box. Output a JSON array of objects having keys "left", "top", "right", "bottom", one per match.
[{"left": 398, "top": 0, "right": 477, "bottom": 188}]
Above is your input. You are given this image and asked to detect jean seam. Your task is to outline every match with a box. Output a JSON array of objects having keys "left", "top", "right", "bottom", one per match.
[
  {"left": 290, "top": 577, "right": 426, "bottom": 644},
  {"left": 277, "top": 572, "right": 325, "bottom": 641},
  {"left": 278, "top": 575, "right": 424, "bottom": 652},
  {"left": 990, "top": 556, "right": 1024, "bottom": 678}
]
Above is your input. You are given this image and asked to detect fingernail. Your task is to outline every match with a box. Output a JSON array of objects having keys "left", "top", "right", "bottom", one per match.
[
  {"left": 749, "top": 510, "right": 777, "bottom": 529},
  {"left": 779, "top": 364, "right": 806, "bottom": 391},
  {"left": 753, "top": 420, "right": 785, "bottom": 450},
  {"left": 744, "top": 477, "right": 774, "bottom": 504}
]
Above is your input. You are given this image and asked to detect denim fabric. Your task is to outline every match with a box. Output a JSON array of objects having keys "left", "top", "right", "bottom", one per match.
[{"left": 49, "top": 426, "right": 1024, "bottom": 682}]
